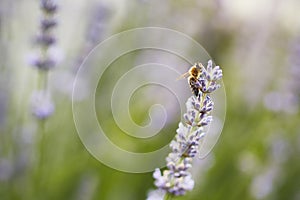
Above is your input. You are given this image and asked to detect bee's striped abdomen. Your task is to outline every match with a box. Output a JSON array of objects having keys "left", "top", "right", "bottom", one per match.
[{"left": 188, "top": 76, "right": 200, "bottom": 97}]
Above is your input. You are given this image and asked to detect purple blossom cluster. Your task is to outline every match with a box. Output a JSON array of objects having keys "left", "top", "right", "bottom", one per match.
[
  {"left": 198, "top": 60, "right": 222, "bottom": 93},
  {"left": 148, "top": 60, "right": 222, "bottom": 199},
  {"left": 29, "top": 0, "right": 58, "bottom": 120},
  {"left": 31, "top": 0, "right": 58, "bottom": 71},
  {"left": 30, "top": 90, "right": 54, "bottom": 120}
]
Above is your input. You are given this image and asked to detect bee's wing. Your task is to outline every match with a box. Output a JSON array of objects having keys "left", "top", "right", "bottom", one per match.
[{"left": 176, "top": 72, "right": 190, "bottom": 80}]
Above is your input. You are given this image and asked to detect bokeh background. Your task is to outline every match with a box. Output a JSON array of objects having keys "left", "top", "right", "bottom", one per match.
[{"left": 1, "top": 0, "right": 300, "bottom": 200}]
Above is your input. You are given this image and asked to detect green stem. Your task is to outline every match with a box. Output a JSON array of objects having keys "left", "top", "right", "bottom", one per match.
[
  {"left": 37, "top": 119, "right": 46, "bottom": 167},
  {"left": 35, "top": 65, "right": 49, "bottom": 198},
  {"left": 32, "top": 118, "right": 46, "bottom": 199},
  {"left": 200, "top": 93, "right": 207, "bottom": 111},
  {"left": 164, "top": 193, "right": 174, "bottom": 200},
  {"left": 38, "top": 70, "right": 48, "bottom": 91}
]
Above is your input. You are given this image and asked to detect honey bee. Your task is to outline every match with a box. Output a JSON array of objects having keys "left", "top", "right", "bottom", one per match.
[{"left": 177, "top": 63, "right": 203, "bottom": 97}]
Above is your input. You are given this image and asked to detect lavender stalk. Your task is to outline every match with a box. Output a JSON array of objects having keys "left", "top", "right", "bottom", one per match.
[
  {"left": 147, "top": 60, "right": 223, "bottom": 200},
  {"left": 29, "top": 0, "right": 58, "bottom": 120},
  {"left": 27, "top": 1, "right": 59, "bottom": 196}
]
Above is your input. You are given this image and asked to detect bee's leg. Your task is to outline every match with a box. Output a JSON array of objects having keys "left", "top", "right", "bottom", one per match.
[
  {"left": 189, "top": 77, "right": 201, "bottom": 97},
  {"left": 192, "top": 87, "right": 199, "bottom": 97}
]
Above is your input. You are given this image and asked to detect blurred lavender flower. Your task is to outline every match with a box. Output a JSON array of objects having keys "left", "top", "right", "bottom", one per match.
[
  {"left": 73, "top": 3, "right": 109, "bottom": 72},
  {"left": 288, "top": 36, "right": 300, "bottom": 101},
  {"left": 40, "top": 18, "right": 57, "bottom": 30},
  {"left": 30, "top": 0, "right": 58, "bottom": 71},
  {"left": 30, "top": 56, "right": 56, "bottom": 70},
  {"left": 28, "top": 0, "right": 59, "bottom": 119},
  {"left": 30, "top": 90, "right": 54, "bottom": 120},
  {"left": 149, "top": 60, "right": 222, "bottom": 199},
  {"left": 40, "top": 0, "right": 58, "bottom": 14},
  {"left": 263, "top": 36, "right": 300, "bottom": 114},
  {"left": 147, "top": 189, "right": 166, "bottom": 200},
  {"left": 85, "top": 3, "right": 109, "bottom": 48},
  {"left": 198, "top": 60, "right": 223, "bottom": 93}
]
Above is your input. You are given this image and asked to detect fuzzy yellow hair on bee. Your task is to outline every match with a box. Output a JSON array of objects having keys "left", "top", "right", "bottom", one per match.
[{"left": 177, "top": 63, "right": 204, "bottom": 96}]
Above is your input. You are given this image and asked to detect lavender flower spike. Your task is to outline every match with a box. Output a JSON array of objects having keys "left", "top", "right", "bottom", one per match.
[
  {"left": 147, "top": 60, "right": 222, "bottom": 199},
  {"left": 30, "top": 90, "right": 55, "bottom": 120},
  {"left": 28, "top": 0, "right": 59, "bottom": 120}
]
